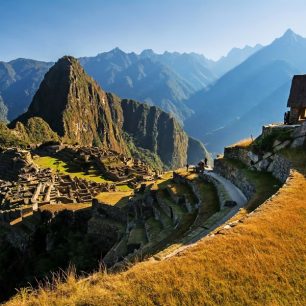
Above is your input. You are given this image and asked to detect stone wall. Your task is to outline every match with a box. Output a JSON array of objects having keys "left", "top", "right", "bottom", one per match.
[
  {"left": 266, "top": 155, "right": 291, "bottom": 183},
  {"left": 223, "top": 147, "right": 258, "bottom": 166},
  {"left": 214, "top": 159, "right": 256, "bottom": 200},
  {"left": 291, "top": 121, "right": 306, "bottom": 148},
  {"left": 92, "top": 199, "right": 127, "bottom": 223},
  {"left": 200, "top": 173, "right": 229, "bottom": 209}
]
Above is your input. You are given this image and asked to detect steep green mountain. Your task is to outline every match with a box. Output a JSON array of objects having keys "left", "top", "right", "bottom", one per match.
[
  {"left": 10, "top": 56, "right": 209, "bottom": 169},
  {"left": 120, "top": 99, "right": 188, "bottom": 167},
  {"left": 10, "top": 56, "right": 128, "bottom": 153},
  {"left": 185, "top": 29, "right": 306, "bottom": 152},
  {"left": 0, "top": 117, "right": 58, "bottom": 147}
]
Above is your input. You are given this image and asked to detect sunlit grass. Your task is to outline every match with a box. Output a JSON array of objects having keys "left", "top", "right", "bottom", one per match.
[
  {"left": 95, "top": 191, "right": 133, "bottom": 207},
  {"left": 228, "top": 137, "right": 254, "bottom": 148},
  {"left": 40, "top": 203, "right": 92, "bottom": 213},
  {"left": 34, "top": 156, "right": 112, "bottom": 183}
]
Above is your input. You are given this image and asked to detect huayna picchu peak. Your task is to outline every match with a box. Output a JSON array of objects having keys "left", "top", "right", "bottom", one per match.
[{"left": 10, "top": 56, "right": 127, "bottom": 153}]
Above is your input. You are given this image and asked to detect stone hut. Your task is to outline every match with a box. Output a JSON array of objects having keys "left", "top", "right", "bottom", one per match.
[{"left": 287, "top": 75, "right": 306, "bottom": 124}]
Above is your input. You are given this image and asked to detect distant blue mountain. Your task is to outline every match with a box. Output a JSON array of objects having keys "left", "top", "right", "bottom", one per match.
[
  {"left": 0, "top": 46, "right": 262, "bottom": 122},
  {"left": 185, "top": 29, "right": 306, "bottom": 153}
]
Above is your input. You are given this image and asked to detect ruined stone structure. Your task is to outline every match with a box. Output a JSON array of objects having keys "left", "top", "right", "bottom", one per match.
[{"left": 287, "top": 75, "right": 306, "bottom": 124}]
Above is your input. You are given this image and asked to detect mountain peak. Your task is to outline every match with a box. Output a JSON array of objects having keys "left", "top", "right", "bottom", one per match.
[
  {"left": 56, "top": 55, "right": 80, "bottom": 68},
  {"left": 140, "top": 49, "right": 155, "bottom": 57},
  {"left": 279, "top": 28, "right": 302, "bottom": 42},
  {"left": 11, "top": 56, "right": 127, "bottom": 152}
]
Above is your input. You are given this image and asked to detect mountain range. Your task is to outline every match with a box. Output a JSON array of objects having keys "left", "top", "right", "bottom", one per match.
[
  {"left": 0, "top": 45, "right": 260, "bottom": 123},
  {"left": 1, "top": 29, "right": 305, "bottom": 154},
  {"left": 185, "top": 29, "right": 306, "bottom": 152}
]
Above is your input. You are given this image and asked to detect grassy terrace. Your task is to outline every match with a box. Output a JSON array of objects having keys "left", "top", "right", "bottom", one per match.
[
  {"left": 6, "top": 150, "right": 306, "bottom": 305},
  {"left": 95, "top": 191, "right": 133, "bottom": 207},
  {"left": 39, "top": 203, "right": 92, "bottom": 213},
  {"left": 33, "top": 156, "right": 112, "bottom": 183}
]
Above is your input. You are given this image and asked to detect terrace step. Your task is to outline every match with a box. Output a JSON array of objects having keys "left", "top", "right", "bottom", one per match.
[{"left": 144, "top": 217, "right": 162, "bottom": 243}]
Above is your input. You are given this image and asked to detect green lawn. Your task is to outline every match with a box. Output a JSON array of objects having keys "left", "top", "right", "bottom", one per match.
[{"left": 34, "top": 156, "right": 112, "bottom": 183}]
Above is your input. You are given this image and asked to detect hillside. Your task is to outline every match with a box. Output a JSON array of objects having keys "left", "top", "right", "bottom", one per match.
[
  {"left": 6, "top": 135, "right": 306, "bottom": 305},
  {"left": 9, "top": 56, "right": 208, "bottom": 169},
  {"left": 185, "top": 29, "right": 306, "bottom": 152}
]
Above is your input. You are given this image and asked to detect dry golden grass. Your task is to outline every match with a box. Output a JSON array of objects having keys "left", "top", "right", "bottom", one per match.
[
  {"left": 6, "top": 155, "right": 306, "bottom": 306},
  {"left": 228, "top": 137, "right": 254, "bottom": 148},
  {"left": 39, "top": 203, "right": 91, "bottom": 213}
]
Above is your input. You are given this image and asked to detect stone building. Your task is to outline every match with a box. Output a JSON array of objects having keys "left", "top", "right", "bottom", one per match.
[{"left": 287, "top": 75, "right": 306, "bottom": 124}]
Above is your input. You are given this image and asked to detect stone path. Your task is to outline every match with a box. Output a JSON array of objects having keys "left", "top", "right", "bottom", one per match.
[{"left": 205, "top": 171, "right": 247, "bottom": 206}]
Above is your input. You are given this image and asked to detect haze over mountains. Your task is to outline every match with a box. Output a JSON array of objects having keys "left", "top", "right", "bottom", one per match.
[
  {"left": 0, "top": 44, "right": 261, "bottom": 122},
  {"left": 0, "top": 29, "right": 305, "bottom": 153},
  {"left": 185, "top": 29, "right": 306, "bottom": 152}
]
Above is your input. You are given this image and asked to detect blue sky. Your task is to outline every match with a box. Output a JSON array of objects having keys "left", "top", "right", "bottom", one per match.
[{"left": 1, "top": 0, "right": 306, "bottom": 61}]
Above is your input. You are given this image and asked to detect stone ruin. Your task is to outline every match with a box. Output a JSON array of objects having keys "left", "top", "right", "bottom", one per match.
[
  {"left": 36, "top": 145, "right": 156, "bottom": 186},
  {"left": 0, "top": 147, "right": 116, "bottom": 224}
]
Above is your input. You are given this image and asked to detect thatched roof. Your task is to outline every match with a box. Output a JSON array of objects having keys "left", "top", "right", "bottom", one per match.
[{"left": 287, "top": 75, "right": 306, "bottom": 108}]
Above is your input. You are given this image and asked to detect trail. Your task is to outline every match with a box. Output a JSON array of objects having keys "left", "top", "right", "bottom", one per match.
[{"left": 158, "top": 171, "right": 248, "bottom": 261}]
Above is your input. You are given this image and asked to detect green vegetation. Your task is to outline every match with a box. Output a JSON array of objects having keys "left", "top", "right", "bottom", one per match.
[
  {"left": 252, "top": 128, "right": 293, "bottom": 153},
  {"left": 34, "top": 156, "right": 112, "bottom": 183},
  {"left": 124, "top": 132, "right": 164, "bottom": 171},
  {"left": 18, "top": 117, "right": 59, "bottom": 144},
  {"left": 95, "top": 191, "right": 133, "bottom": 207},
  {"left": 0, "top": 122, "right": 28, "bottom": 147}
]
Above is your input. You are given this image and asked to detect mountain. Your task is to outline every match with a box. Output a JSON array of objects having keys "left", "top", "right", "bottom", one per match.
[
  {"left": 211, "top": 44, "right": 263, "bottom": 77},
  {"left": 11, "top": 56, "right": 127, "bottom": 153},
  {"left": 10, "top": 56, "right": 209, "bottom": 168},
  {"left": 0, "top": 49, "right": 216, "bottom": 122},
  {"left": 0, "top": 59, "right": 53, "bottom": 120},
  {"left": 83, "top": 56, "right": 195, "bottom": 121},
  {"left": 80, "top": 49, "right": 217, "bottom": 122},
  {"left": 185, "top": 29, "right": 306, "bottom": 152},
  {"left": 139, "top": 50, "right": 216, "bottom": 91},
  {"left": 0, "top": 47, "right": 263, "bottom": 123}
]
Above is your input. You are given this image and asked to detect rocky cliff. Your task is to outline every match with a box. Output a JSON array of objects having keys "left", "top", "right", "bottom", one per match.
[{"left": 120, "top": 99, "right": 188, "bottom": 168}]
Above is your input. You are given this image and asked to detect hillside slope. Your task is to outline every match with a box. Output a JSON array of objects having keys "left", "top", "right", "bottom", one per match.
[{"left": 7, "top": 147, "right": 306, "bottom": 305}]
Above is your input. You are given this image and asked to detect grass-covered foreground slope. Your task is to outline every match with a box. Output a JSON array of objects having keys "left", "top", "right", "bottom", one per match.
[{"left": 6, "top": 149, "right": 306, "bottom": 306}]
